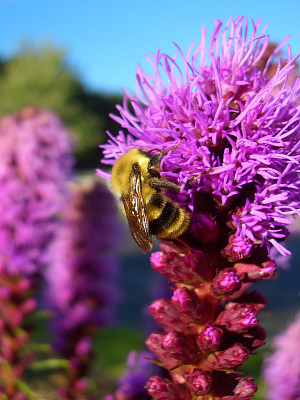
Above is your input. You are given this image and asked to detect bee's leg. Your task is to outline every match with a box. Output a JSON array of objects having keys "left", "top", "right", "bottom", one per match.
[
  {"left": 148, "top": 152, "right": 164, "bottom": 169},
  {"left": 149, "top": 178, "right": 181, "bottom": 193}
]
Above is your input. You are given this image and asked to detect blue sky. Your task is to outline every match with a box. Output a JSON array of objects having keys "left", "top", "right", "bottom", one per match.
[{"left": 1, "top": 0, "right": 300, "bottom": 94}]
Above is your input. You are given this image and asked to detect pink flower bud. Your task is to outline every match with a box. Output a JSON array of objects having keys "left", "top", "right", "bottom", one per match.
[
  {"left": 146, "top": 332, "right": 174, "bottom": 369},
  {"left": 234, "top": 259, "right": 276, "bottom": 282},
  {"left": 75, "top": 336, "right": 92, "bottom": 357},
  {"left": 171, "top": 287, "right": 206, "bottom": 322},
  {"left": 147, "top": 376, "right": 188, "bottom": 400},
  {"left": 74, "top": 378, "right": 88, "bottom": 394},
  {"left": 188, "top": 369, "right": 213, "bottom": 395},
  {"left": 216, "top": 304, "right": 258, "bottom": 333},
  {"left": 196, "top": 324, "right": 223, "bottom": 351},
  {"left": 148, "top": 298, "right": 185, "bottom": 332},
  {"left": 233, "top": 291, "right": 267, "bottom": 312},
  {"left": 211, "top": 268, "right": 241, "bottom": 296},
  {"left": 151, "top": 242, "right": 214, "bottom": 283},
  {"left": 207, "top": 343, "right": 249, "bottom": 369},
  {"left": 21, "top": 298, "right": 37, "bottom": 315},
  {"left": 15, "top": 277, "right": 32, "bottom": 293},
  {"left": 189, "top": 213, "right": 220, "bottom": 245},
  {"left": 0, "top": 286, "right": 11, "bottom": 300},
  {"left": 222, "top": 234, "right": 252, "bottom": 261},
  {"left": 162, "top": 331, "right": 198, "bottom": 363},
  {"left": 233, "top": 376, "right": 257, "bottom": 399}
]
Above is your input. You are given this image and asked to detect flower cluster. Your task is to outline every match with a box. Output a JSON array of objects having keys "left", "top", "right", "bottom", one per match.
[
  {"left": 147, "top": 243, "right": 268, "bottom": 399},
  {"left": 100, "top": 17, "right": 300, "bottom": 257},
  {"left": 0, "top": 106, "right": 74, "bottom": 276},
  {"left": 0, "top": 107, "right": 74, "bottom": 398},
  {"left": 99, "top": 16, "right": 300, "bottom": 399},
  {"left": 46, "top": 177, "right": 122, "bottom": 399},
  {"left": 262, "top": 312, "right": 300, "bottom": 400}
]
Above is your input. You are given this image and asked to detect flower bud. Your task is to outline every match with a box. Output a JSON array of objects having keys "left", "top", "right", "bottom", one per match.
[
  {"left": 21, "top": 298, "right": 37, "bottom": 315},
  {"left": 187, "top": 247, "right": 215, "bottom": 281},
  {"left": 15, "top": 277, "right": 32, "bottom": 293},
  {"left": 0, "top": 286, "right": 11, "bottom": 300},
  {"left": 75, "top": 336, "right": 92, "bottom": 357},
  {"left": 207, "top": 343, "right": 249, "bottom": 369},
  {"left": 151, "top": 242, "right": 214, "bottom": 283},
  {"left": 151, "top": 248, "right": 195, "bottom": 283},
  {"left": 148, "top": 298, "right": 185, "bottom": 332},
  {"left": 189, "top": 213, "right": 220, "bottom": 245},
  {"left": 146, "top": 332, "right": 174, "bottom": 369},
  {"left": 234, "top": 259, "right": 276, "bottom": 282},
  {"left": 10, "top": 309, "right": 24, "bottom": 328},
  {"left": 196, "top": 324, "right": 223, "bottom": 351},
  {"left": 162, "top": 331, "right": 198, "bottom": 363},
  {"left": 188, "top": 369, "right": 212, "bottom": 395},
  {"left": 171, "top": 287, "right": 206, "bottom": 322},
  {"left": 233, "top": 376, "right": 257, "bottom": 399},
  {"left": 222, "top": 234, "right": 252, "bottom": 261},
  {"left": 146, "top": 376, "right": 188, "bottom": 400},
  {"left": 211, "top": 268, "right": 241, "bottom": 296},
  {"left": 216, "top": 304, "right": 258, "bottom": 333},
  {"left": 74, "top": 379, "right": 88, "bottom": 394},
  {"left": 233, "top": 290, "right": 267, "bottom": 312}
]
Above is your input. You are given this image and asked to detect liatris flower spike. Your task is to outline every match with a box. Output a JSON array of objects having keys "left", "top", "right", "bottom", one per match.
[
  {"left": 99, "top": 16, "right": 300, "bottom": 400},
  {"left": 262, "top": 312, "right": 300, "bottom": 400},
  {"left": 46, "top": 177, "right": 121, "bottom": 400},
  {"left": 0, "top": 106, "right": 74, "bottom": 398}
]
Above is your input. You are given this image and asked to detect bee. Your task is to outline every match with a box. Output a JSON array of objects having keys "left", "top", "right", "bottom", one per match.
[{"left": 111, "top": 146, "right": 190, "bottom": 253}]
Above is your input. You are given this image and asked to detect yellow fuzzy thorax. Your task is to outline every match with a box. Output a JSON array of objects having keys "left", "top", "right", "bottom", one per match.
[{"left": 111, "top": 148, "right": 155, "bottom": 203}]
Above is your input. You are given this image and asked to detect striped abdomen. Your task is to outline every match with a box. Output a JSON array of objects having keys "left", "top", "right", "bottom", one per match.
[{"left": 147, "top": 193, "right": 190, "bottom": 239}]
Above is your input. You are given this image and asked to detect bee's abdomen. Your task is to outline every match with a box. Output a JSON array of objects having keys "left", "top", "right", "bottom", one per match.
[{"left": 148, "top": 196, "right": 190, "bottom": 239}]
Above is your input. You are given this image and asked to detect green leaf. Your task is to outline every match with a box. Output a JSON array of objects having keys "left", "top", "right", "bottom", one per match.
[
  {"left": 25, "top": 343, "right": 53, "bottom": 353},
  {"left": 16, "top": 380, "right": 35, "bottom": 397},
  {"left": 29, "top": 358, "right": 69, "bottom": 371}
]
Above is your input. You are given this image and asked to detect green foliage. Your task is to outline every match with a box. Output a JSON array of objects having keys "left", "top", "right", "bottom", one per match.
[
  {"left": 0, "top": 43, "right": 122, "bottom": 168},
  {"left": 93, "top": 326, "right": 144, "bottom": 377}
]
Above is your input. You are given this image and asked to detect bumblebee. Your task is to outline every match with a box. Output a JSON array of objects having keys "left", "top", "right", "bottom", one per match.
[{"left": 111, "top": 147, "right": 190, "bottom": 253}]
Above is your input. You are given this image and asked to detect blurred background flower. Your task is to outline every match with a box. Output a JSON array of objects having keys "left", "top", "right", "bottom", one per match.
[
  {"left": 262, "top": 312, "right": 300, "bottom": 400},
  {"left": 46, "top": 177, "right": 121, "bottom": 399},
  {"left": 46, "top": 177, "right": 122, "bottom": 399},
  {"left": 0, "top": 106, "right": 74, "bottom": 398}
]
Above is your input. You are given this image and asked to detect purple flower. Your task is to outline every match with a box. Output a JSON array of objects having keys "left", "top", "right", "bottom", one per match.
[
  {"left": 0, "top": 106, "right": 74, "bottom": 275},
  {"left": 99, "top": 16, "right": 299, "bottom": 400},
  {"left": 0, "top": 107, "right": 74, "bottom": 398},
  {"left": 262, "top": 312, "right": 300, "bottom": 400},
  {"left": 99, "top": 17, "right": 300, "bottom": 257},
  {"left": 46, "top": 177, "right": 122, "bottom": 399}
]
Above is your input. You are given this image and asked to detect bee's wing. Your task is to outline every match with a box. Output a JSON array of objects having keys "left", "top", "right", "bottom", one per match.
[{"left": 122, "top": 163, "right": 153, "bottom": 253}]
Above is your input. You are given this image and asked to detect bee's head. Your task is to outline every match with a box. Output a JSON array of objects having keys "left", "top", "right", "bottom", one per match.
[{"left": 111, "top": 148, "right": 150, "bottom": 195}]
